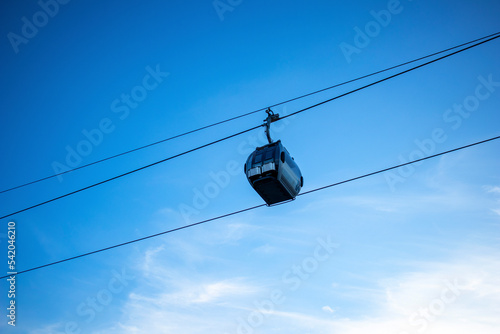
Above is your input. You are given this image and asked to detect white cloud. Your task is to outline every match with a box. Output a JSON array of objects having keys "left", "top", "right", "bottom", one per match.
[
  {"left": 140, "top": 279, "right": 259, "bottom": 307},
  {"left": 322, "top": 305, "right": 335, "bottom": 314},
  {"left": 297, "top": 186, "right": 487, "bottom": 218},
  {"left": 90, "top": 241, "right": 500, "bottom": 334},
  {"left": 29, "top": 323, "right": 65, "bottom": 334},
  {"left": 483, "top": 185, "right": 500, "bottom": 217},
  {"left": 142, "top": 244, "right": 165, "bottom": 273},
  {"left": 251, "top": 243, "right": 276, "bottom": 254},
  {"left": 484, "top": 186, "right": 500, "bottom": 194},
  {"left": 215, "top": 222, "right": 261, "bottom": 245},
  {"left": 253, "top": 252, "right": 500, "bottom": 334},
  {"left": 341, "top": 253, "right": 500, "bottom": 334}
]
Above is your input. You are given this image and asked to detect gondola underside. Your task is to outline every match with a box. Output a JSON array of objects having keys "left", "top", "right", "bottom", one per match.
[{"left": 250, "top": 175, "right": 295, "bottom": 205}]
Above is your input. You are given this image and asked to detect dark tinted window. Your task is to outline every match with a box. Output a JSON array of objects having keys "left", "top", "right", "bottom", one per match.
[
  {"left": 246, "top": 155, "right": 252, "bottom": 167},
  {"left": 264, "top": 148, "right": 274, "bottom": 161},
  {"left": 254, "top": 153, "right": 263, "bottom": 164},
  {"left": 285, "top": 152, "right": 301, "bottom": 178}
]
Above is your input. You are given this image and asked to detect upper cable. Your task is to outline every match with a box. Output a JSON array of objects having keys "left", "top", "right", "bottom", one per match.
[{"left": 2, "top": 31, "right": 499, "bottom": 194}]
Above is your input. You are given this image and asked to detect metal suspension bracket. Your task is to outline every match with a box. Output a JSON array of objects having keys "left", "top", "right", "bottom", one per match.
[{"left": 264, "top": 108, "right": 280, "bottom": 144}]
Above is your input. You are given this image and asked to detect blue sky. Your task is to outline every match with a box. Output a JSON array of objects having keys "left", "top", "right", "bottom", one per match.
[{"left": 1, "top": 0, "right": 499, "bottom": 333}]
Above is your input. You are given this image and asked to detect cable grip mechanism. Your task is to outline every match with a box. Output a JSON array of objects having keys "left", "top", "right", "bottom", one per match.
[{"left": 264, "top": 108, "right": 280, "bottom": 144}]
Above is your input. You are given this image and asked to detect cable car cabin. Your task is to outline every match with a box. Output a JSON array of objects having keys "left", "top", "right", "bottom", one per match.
[{"left": 244, "top": 140, "right": 303, "bottom": 206}]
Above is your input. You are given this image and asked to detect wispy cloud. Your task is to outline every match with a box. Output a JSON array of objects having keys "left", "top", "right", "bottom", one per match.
[
  {"left": 299, "top": 189, "right": 485, "bottom": 218},
  {"left": 484, "top": 186, "right": 500, "bottom": 194},
  {"left": 128, "top": 278, "right": 259, "bottom": 307},
  {"left": 251, "top": 243, "right": 277, "bottom": 254},
  {"left": 29, "top": 322, "right": 66, "bottom": 334},
  {"left": 300, "top": 157, "right": 499, "bottom": 219},
  {"left": 322, "top": 305, "right": 336, "bottom": 313},
  {"left": 88, "top": 243, "right": 500, "bottom": 334},
  {"left": 483, "top": 185, "right": 500, "bottom": 217}
]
